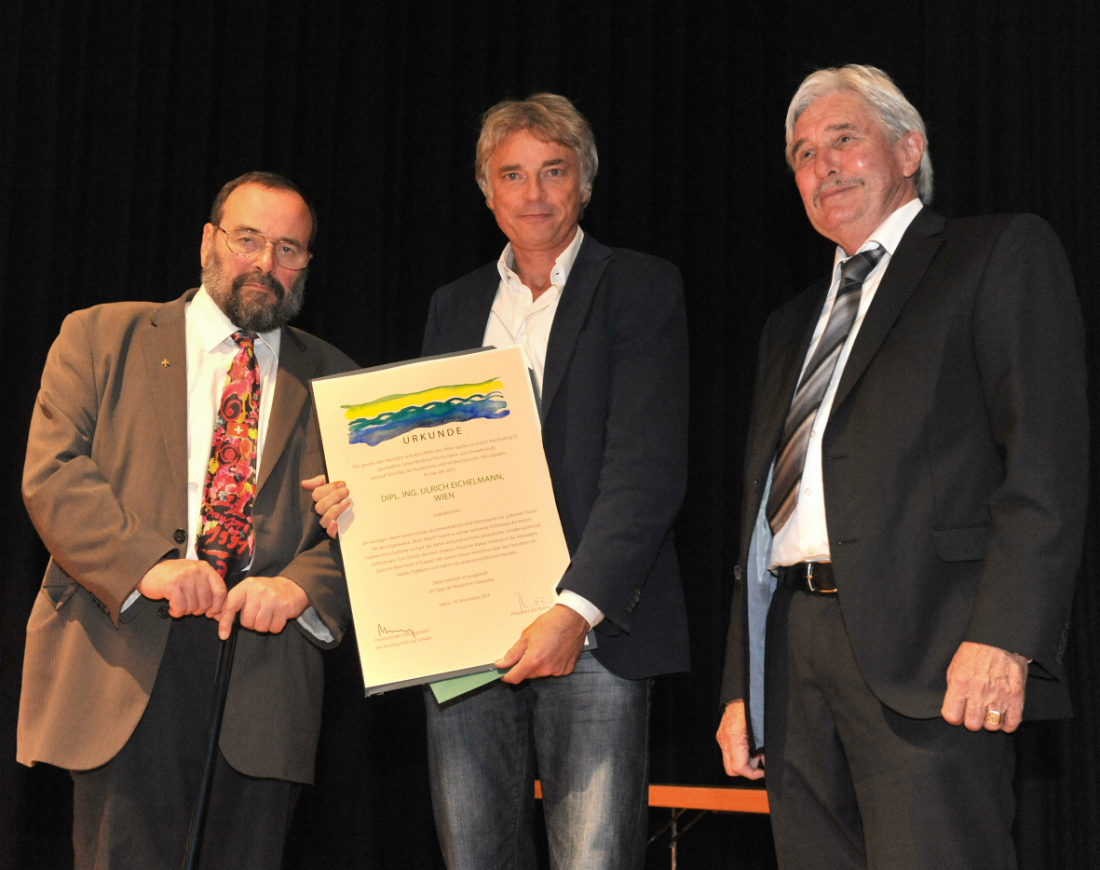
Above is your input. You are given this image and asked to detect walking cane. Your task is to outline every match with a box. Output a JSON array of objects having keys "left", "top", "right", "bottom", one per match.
[{"left": 182, "top": 616, "right": 240, "bottom": 870}]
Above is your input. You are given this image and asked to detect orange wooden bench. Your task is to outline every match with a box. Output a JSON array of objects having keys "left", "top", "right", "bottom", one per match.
[
  {"left": 647, "top": 783, "right": 769, "bottom": 814},
  {"left": 535, "top": 780, "right": 769, "bottom": 866},
  {"left": 534, "top": 779, "right": 769, "bottom": 813}
]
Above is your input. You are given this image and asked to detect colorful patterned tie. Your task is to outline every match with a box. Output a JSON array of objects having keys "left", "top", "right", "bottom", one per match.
[
  {"left": 765, "top": 245, "right": 884, "bottom": 534},
  {"left": 196, "top": 331, "right": 261, "bottom": 578}
]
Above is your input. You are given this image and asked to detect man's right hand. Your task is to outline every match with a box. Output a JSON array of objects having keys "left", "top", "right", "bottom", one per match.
[
  {"left": 716, "top": 699, "right": 765, "bottom": 779},
  {"left": 301, "top": 474, "right": 350, "bottom": 540},
  {"left": 136, "top": 559, "right": 226, "bottom": 618}
]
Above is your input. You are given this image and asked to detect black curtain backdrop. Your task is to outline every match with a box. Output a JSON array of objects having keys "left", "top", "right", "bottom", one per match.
[{"left": 1, "top": 2, "right": 1097, "bottom": 868}]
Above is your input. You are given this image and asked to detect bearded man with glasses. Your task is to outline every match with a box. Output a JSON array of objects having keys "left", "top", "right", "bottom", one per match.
[{"left": 18, "top": 171, "right": 357, "bottom": 870}]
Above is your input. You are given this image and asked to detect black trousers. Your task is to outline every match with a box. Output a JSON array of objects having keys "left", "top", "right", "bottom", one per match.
[
  {"left": 764, "top": 587, "right": 1017, "bottom": 870},
  {"left": 71, "top": 614, "right": 300, "bottom": 870}
]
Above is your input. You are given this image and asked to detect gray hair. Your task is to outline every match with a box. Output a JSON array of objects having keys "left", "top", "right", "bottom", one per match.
[
  {"left": 475, "top": 93, "right": 599, "bottom": 204},
  {"left": 785, "top": 64, "right": 933, "bottom": 203}
]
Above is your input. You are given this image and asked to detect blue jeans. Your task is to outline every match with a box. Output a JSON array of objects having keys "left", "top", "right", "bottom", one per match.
[{"left": 424, "top": 652, "right": 652, "bottom": 870}]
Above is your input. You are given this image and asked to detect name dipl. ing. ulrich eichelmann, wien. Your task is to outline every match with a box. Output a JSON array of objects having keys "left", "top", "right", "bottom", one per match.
[{"left": 380, "top": 426, "right": 505, "bottom": 502}]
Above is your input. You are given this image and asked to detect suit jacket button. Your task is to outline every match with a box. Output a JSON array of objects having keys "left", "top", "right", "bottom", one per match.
[
  {"left": 158, "top": 605, "right": 170, "bottom": 619},
  {"left": 734, "top": 565, "right": 743, "bottom": 581},
  {"left": 173, "top": 528, "right": 187, "bottom": 544}
]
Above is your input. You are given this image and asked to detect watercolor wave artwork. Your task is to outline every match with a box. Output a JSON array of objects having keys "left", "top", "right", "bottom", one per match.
[{"left": 343, "top": 378, "right": 510, "bottom": 446}]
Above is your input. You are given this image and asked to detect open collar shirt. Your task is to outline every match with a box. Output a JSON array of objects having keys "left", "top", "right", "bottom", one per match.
[{"left": 480, "top": 228, "right": 603, "bottom": 627}]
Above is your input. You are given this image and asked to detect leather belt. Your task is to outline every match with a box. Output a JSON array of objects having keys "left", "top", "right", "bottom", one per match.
[{"left": 777, "top": 561, "right": 837, "bottom": 594}]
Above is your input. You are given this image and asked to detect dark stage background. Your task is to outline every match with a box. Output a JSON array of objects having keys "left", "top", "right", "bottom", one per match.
[{"left": 2, "top": 2, "right": 1097, "bottom": 868}]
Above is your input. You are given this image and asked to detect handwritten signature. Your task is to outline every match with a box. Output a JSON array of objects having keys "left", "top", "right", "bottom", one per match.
[
  {"left": 516, "top": 593, "right": 550, "bottom": 610},
  {"left": 377, "top": 624, "right": 418, "bottom": 638}
]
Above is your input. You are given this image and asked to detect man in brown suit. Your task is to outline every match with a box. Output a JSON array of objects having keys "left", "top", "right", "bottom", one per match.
[{"left": 18, "top": 172, "right": 355, "bottom": 869}]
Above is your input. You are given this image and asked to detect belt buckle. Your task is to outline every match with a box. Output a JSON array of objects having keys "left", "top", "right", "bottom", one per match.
[{"left": 805, "top": 563, "right": 835, "bottom": 594}]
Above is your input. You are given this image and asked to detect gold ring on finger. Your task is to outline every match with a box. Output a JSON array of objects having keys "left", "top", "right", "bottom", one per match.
[{"left": 985, "top": 709, "right": 1005, "bottom": 727}]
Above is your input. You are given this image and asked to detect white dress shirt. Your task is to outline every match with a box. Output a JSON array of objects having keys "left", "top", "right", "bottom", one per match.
[
  {"left": 183, "top": 286, "right": 281, "bottom": 560},
  {"left": 770, "top": 199, "right": 924, "bottom": 569},
  {"left": 124, "top": 287, "right": 330, "bottom": 640},
  {"left": 481, "top": 228, "right": 603, "bottom": 628}
]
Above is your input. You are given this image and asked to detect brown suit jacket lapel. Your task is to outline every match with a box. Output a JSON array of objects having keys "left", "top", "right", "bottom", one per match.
[
  {"left": 140, "top": 292, "right": 192, "bottom": 494},
  {"left": 139, "top": 289, "right": 313, "bottom": 497},
  {"left": 258, "top": 327, "right": 310, "bottom": 494}
]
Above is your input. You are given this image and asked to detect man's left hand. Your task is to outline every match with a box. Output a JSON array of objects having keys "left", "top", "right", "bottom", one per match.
[
  {"left": 495, "top": 604, "right": 590, "bottom": 684},
  {"left": 941, "top": 641, "right": 1028, "bottom": 732},
  {"left": 215, "top": 576, "right": 310, "bottom": 640},
  {"left": 301, "top": 474, "right": 349, "bottom": 540}
]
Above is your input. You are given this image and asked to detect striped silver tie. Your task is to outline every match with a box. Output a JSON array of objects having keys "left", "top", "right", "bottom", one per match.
[{"left": 765, "top": 245, "right": 884, "bottom": 534}]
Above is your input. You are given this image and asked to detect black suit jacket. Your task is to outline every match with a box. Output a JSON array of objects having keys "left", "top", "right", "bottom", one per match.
[
  {"left": 422, "top": 234, "right": 690, "bottom": 679},
  {"left": 722, "top": 209, "right": 1088, "bottom": 742}
]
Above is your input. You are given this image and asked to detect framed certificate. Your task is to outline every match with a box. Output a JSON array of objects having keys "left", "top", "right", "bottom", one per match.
[{"left": 312, "top": 346, "right": 573, "bottom": 695}]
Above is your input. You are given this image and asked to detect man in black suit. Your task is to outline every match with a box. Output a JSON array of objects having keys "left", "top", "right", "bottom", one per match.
[
  {"left": 312, "top": 93, "right": 688, "bottom": 869},
  {"left": 716, "top": 65, "right": 1087, "bottom": 869}
]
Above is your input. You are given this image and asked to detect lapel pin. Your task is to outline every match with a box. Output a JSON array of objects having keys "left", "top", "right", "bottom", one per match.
[{"left": 161, "top": 359, "right": 171, "bottom": 367}]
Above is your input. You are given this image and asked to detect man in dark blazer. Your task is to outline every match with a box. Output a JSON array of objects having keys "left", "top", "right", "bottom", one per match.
[
  {"left": 716, "top": 66, "right": 1087, "bottom": 869},
  {"left": 314, "top": 93, "right": 689, "bottom": 869},
  {"left": 19, "top": 172, "right": 355, "bottom": 869}
]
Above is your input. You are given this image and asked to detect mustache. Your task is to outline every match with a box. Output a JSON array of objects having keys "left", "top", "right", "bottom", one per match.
[
  {"left": 814, "top": 176, "right": 864, "bottom": 205},
  {"left": 232, "top": 269, "right": 285, "bottom": 300}
]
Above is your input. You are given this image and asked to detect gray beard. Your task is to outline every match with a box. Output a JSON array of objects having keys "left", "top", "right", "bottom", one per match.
[{"left": 202, "top": 249, "right": 306, "bottom": 333}]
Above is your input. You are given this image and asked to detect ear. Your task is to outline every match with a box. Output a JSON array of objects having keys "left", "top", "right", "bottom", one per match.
[
  {"left": 200, "top": 223, "right": 216, "bottom": 269},
  {"left": 899, "top": 131, "right": 925, "bottom": 180},
  {"left": 474, "top": 176, "right": 494, "bottom": 213}
]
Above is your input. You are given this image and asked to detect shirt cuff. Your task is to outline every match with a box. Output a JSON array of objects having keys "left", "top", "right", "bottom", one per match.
[
  {"left": 557, "top": 590, "right": 604, "bottom": 628},
  {"left": 121, "top": 588, "right": 141, "bottom": 612},
  {"left": 296, "top": 605, "right": 335, "bottom": 643}
]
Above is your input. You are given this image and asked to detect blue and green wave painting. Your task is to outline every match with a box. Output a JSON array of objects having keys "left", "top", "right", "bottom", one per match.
[{"left": 343, "top": 378, "right": 510, "bottom": 446}]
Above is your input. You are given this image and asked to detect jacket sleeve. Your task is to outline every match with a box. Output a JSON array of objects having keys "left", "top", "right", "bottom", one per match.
[
  {"left": 282, "top": 536, "right": 350, "bottom": 649},
  {"left": 277, "top": 344, "right": 359, "bottom": 649},
  {"left": 962, "top": 215, "right": 1088, "bottom": 673}
]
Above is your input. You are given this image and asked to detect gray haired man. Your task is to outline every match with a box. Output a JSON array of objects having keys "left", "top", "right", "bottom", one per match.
[
  {"left": 312, "top": 94, "right": 690, "bottom": 869},
  {"left": 717, "top": 65, "right": 1087, "bottom": 869}
]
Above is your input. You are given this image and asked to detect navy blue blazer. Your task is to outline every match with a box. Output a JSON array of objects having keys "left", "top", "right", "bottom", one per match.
[
  {"left": 722, "top": 209, "right": 1088, "bottom": 746},
  {"left": 422, "top": 233, "right": 690, "bottom": 680}
]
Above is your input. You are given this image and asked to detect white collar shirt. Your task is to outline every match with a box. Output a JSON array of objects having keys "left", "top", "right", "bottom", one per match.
[
  {"left": 184, "top": 285, "right": 281, "bottom": 561},
  {"left": 770, "top": 199, "right": 924, "bottom": 568},
  {"left": 480, "top": 227, "right": 602, "bottom": 627},
  {"left": 482, "top": 227, "right": 584, "bottom": 401}
]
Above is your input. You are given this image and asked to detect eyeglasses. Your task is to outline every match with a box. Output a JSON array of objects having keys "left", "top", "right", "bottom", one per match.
[{"left": 216, "top": 226, "right": 312, "bottom": 271}]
